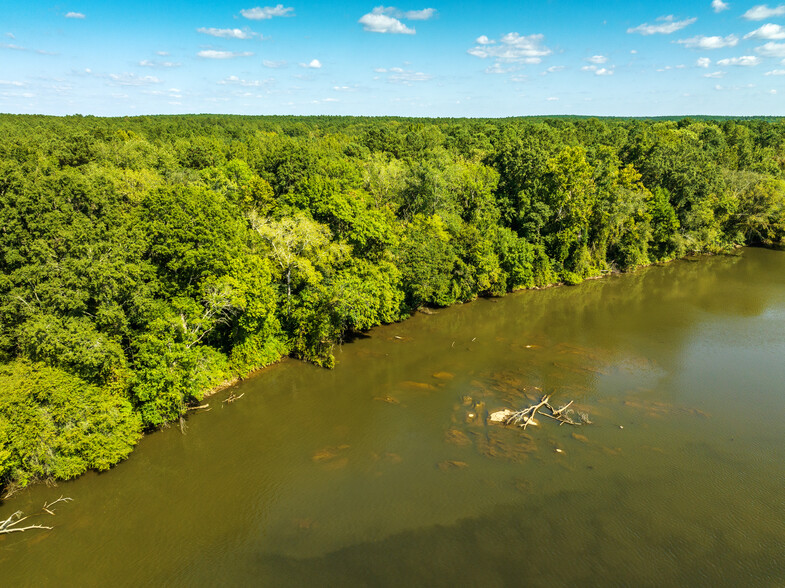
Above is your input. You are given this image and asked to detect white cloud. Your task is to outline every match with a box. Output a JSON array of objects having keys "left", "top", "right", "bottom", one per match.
[
  {"left": 704, "top": 71, "right": 726, "bottom": 78},
  {"left": 359, "top": 9, "right": 416, "bottom": 34},
  {"left": 0, "top": 80, "right": 24, "bottom": 86},
  {"left": 299, "top": 59, "right": 322, "bottom": 68},
  {"left": 755, "top": 41, "right": 785, "bottom": 56},
  {"left": 156, "top": 51, "right": 169, "bottom": 56},
  {"left": 218, "top": 75, "right": 273, "bottom": 87},
  {"left": 241, "top": 5, "right": 294, "bottom": 19},
  {"left": 587, "top": 55, "right": 607, "bottom": 64},
  {"left": 403, "top": 8, "right": 436, "bottom": 20},
  {"left": 107, "top": 73, "right": 161, "bottom": 86},
  {"left": 1, "top": 42, "right": 56, "bottom": 55},
  {"left": 5, "top": 33, "right": 15, "bottom": 39},
  {"left": 139, "top": 59, "right": 180, "bottom": 68},
  {"left": 475, "top": 35, "right": 493, "bottom": 45},
  {"left": 542, "top": 65, "right": 566, "bottom": 75},
  {"left": 770, "top": 88, "right": 778, "bottom": 93},
  {"left": 197, "top": 27, "right": 260, "bottom": 40},
  {"left": 263, "top": 59, "right": 288, "bottom": 68},
  {"left": 197, "top": 50, "right": 254, "bottom": 59},
  {"left": 628, "top": 15, "right": 697, "bottom": 35},
  {"left": 677, "top": 34, "right": 739, "bottom": 49},
  {"left": 467, "top": 32, "right": 551, "bottom": 64},
  {"left": 65, "top": 12, "right": 85, "bottom": 19},
  {"left": 697, "top": 57, "right": 712, "bottom": 67},
  {"left": 485, "top": 63, "right": 515, "bottom": 74},
  {"left": 745, "top": 24, "right": 785, "bottom": 40},
  {"left": 765, "top": 68, "right": 785, "bottom": 74},
  {"left": 717, "top": 55, "right": 760, "bottom": 66},
  {"left": 742, "top": 4, "right": 785, "bottom": 20},
  {"left": 582, "top": 64, "right": 614, "bottom": 75},
  {"left": 378, "top": 66, "right": 432, "bottom": 84},
  {"left": 546, "top": 96, "right": 559, "bottom": 101},
  {"left": 712, "top": 0, "right": 729, "bottom": 12}
]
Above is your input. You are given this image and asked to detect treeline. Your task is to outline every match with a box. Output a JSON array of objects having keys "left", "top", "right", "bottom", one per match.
[{"left": 1, "top": 114, "right": 783, "bottom": 492}]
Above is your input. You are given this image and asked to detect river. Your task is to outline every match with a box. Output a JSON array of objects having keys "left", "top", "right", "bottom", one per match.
[{"left": 2, "top": 247, "right": 785, "bottom": 586}]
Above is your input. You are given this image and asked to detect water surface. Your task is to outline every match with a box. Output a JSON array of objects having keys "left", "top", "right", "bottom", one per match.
[{"left": 2, "top": 248, "right": 785, "bottom": 586}]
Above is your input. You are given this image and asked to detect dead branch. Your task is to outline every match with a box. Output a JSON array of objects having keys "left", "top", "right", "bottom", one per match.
[
  {"left": 222, "top": 392, "right": 244, "bottom": 404},
  {"left": 503, "top": 396, "right": 590, "bottom": 429},
  {"left": 505, "top": 395, "right": 551, "bottom": 429},
  {"left": 0, "top": 496, "right": 72, "bottom": 535},
  {"left": 187, "top": 404, "right": 210, "bottom": 411}
]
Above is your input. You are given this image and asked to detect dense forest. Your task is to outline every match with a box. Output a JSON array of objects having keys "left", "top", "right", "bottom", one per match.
[{"left": 1, "top": 114, "right": 783, "bottom": 493}]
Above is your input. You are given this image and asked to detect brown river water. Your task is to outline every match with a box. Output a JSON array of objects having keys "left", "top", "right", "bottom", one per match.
[{"left": 1, "top": 247, "right": 785, "bottom": 586}]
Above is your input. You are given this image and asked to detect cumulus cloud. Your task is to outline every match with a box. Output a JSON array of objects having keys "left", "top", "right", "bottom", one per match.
[
  {"left": 717, "top": 55, "right": 760, "bottom": 66},
  {"left": 765, "top": 68, "right": 785, "bottom": 74},
  {"left": 586, "top": 55, "right": 607, "bottom": 64},
  {"left": 627, "top": 15, "right": 697, "bottom": 35},
  {"left": 197, "top": 50, "right": 254, "bottom": 59},
  {"left": 65, "top": 12, "right": 85, "bottom": 19},
  {"left": 755, "top": 41, "right": 785, "bottom": 56},
  {"left": 697, "top": 57, "right": 712, "bottom": 67},
  {"left": 299, "top": 59, "right": 322, "bottom": 68},
  {"left": 359, "top": 7, "right": 419, "bottom": 34},
  {"left": 197, "top": 27, "right": 261, "bottom": 40},
  {"left": 467, "top": 32, "right": 551, "bottom": 65},
  {"left": 241, "top": 5, "right": 294, "bottom": 19},
  {"left": 677, "top": 34, "right": 738, "bottom": 49},
  {"left": 742, "top": 4, "right": 785, "bottom": 20},
  {"left": 745, "top": 24, "right": 785, "bottom": 40},
  {"left": 711, "top": 0, "right": 729, "bottom": 12}
]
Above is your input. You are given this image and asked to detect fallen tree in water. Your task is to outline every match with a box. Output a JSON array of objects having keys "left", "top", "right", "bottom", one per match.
[
  {"left": 490, "top": 395, "right": 591, "bottom": 430},
  {"left": 0, "top": 496, "right": 72, "bottom": 534}
]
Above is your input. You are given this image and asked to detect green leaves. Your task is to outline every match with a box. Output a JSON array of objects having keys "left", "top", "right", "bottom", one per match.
[
  {"left": 0, "top": 360, "right": 142, "bottom": 488},
  {"left": 1, "top": 113, "right": 784, "bottom": 491}
]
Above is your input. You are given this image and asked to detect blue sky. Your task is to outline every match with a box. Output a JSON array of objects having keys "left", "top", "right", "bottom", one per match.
[{"left": 2, "top": 1, "right": 785, "bottom": 116}]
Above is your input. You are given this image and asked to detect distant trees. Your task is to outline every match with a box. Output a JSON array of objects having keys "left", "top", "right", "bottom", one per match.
[{"left": 0, "top": 113, "right": 783, "bottom": 492}]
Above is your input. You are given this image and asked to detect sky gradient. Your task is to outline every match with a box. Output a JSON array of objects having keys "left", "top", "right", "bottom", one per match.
[{"left": 2, "top": 1, "right": 785, "bottom": 116}]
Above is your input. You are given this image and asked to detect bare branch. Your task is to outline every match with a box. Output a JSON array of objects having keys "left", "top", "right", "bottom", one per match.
[{"left": 0, "top": 497, "right": 72, "bottom": 535}]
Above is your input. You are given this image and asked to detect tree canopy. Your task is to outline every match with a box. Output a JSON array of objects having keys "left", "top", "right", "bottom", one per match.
[{"left": 1, "top": 113, "right": 783, "bottom": 492}]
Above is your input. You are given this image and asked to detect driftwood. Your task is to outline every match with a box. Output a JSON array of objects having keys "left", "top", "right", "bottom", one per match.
[
  {"left": 0, "top": 496, "right": 72, "bottom": 535},
  {"left": 503, "top": 395, "right": 591, "bottom": 429},
  {"left": 222, "top": 392, "right": 244, "bottom": 404}
]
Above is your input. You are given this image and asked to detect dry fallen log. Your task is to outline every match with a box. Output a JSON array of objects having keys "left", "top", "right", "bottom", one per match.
[{"left": 0, "top": 496, "right": 72, "bottom": 534}]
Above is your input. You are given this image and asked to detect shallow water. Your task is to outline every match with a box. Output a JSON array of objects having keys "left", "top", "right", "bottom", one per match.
[{"left": 2, "top": 248, "right": 785, "bottom": 586}]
